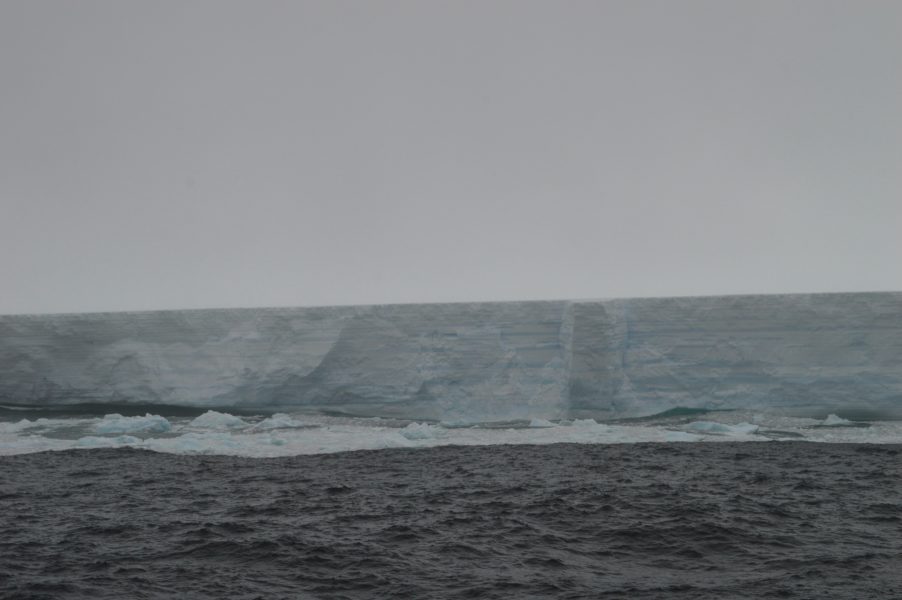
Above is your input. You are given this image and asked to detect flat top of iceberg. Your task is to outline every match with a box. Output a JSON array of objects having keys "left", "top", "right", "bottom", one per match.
[{"left": 3, "top": 290, "right": 897, "bottom": 319}]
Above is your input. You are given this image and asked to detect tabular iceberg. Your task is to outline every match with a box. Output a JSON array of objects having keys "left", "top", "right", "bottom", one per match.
[{"left": 1, "top": 292, "right": 900, "bottom": 421}]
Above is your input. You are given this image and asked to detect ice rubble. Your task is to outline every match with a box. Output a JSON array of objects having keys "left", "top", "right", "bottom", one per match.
[
  {"left": 94, "top": 413, "right": 172, "bottom": 434},
  {"left": 1, "top": 408, "right": 901, "bottom": 458},
  {"left": 189, "top": 410, "right": 248, "bottom": 429}
]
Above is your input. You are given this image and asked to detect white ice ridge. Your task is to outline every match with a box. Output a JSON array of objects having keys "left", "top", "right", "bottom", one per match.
[{"left": 0, "top": 292, "right": 901, "bottom": 421}]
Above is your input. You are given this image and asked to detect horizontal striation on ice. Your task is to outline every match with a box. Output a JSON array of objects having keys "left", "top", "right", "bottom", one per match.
[{"left": 1, "top": 292, "right": 901, "bottom": 420}]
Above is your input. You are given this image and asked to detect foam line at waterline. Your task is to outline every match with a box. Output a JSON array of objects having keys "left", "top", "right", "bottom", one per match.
[{"left": 2, "top": 411, "right": 901, "bottom": 457}]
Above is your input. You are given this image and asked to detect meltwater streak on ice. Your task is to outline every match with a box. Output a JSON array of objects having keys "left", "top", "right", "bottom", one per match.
[{"left": 1, "top": 292, "right": 901, "bottom": 422}]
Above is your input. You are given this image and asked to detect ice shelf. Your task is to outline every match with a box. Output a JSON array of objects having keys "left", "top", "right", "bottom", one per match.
[{"left": 1, "top": 292, "right": 900, "bottom": 420}]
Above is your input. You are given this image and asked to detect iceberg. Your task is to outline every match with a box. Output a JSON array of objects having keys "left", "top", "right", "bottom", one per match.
[{"left": 0, "top": 292, "right": 900, "bottom": 421}]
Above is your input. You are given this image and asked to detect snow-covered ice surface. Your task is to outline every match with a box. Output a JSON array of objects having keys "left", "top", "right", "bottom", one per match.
[{"left": 2, "top": 409, "right": 901, "bottom": 457}]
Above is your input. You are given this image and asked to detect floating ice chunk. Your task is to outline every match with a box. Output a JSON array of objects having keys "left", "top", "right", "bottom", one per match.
[
  {"left": 94, "top": 413, "right": 171, "bottom": 434},
  {"left": 529, "top": 418, "right": 556, "bottom": 428},
  {"left": 252, "top": 413, "right": 307, "bottom": 430},
  {"left": 399, "top": 422, "right": 438, "bottom": 440},
  {"left": 77, "top": 435, "right": 141, "bottom": 447},
  {"left": 189, "top": 410, "right": 248, "bottom": 429},
  {"left": 823, "top": 414, "right": 852, "bottom": 426},
  {"left": 685, "top": 421, "right": 759, "bottom": 435}
]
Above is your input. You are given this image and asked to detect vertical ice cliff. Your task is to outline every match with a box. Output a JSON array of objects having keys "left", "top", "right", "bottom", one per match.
[
  {"left": 1, "top": 292, "right": 900, "bottom": 420},
  {"left": 622, "top": 293, "right": 902, "bottom": 418}
]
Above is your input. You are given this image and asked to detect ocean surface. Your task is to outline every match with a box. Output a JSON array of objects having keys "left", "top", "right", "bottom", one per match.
[{"left": 2, "top": 441, "right": 901, "bottom": 599}]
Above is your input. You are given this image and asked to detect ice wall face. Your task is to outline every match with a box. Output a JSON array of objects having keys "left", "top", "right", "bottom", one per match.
[
  {"left": 0, "top": 302, "right": 573, "bottom": 421},
  {"left": 569, "top": 293, "right": 902, "bottom": 419},
  {"left": 1, "top": 293, "right": 900, "bottom": 420}
]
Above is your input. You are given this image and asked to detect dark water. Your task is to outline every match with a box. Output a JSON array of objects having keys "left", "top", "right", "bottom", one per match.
[{"left": 2, "top": 443, "right": 901, "bottom": 599}]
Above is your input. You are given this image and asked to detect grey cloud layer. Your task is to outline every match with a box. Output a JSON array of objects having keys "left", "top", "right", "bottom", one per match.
[{"left": 1, "top": 2, "right": 900, "bottom": 314}]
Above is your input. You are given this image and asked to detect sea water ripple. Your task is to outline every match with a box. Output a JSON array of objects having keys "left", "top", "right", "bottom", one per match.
[{"left": 1, "top": 443, "right": 901, "bottom": 599}]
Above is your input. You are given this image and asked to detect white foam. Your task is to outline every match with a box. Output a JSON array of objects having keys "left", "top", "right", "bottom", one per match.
[
  {"left": 94, "top": 413, "right": 172, "bottom": 434},
  {"left": 142, "top": 432, "right": 241, "bottom": 455},
  {"left": 685, "top": 421, "right": 759, "bottom": 435},
  {"left": 189, "top": 410, "right": 248, "bottom": 429},
  {"left": 664, "top": 431, "right": 703, "bottom": 442},
  {"left": 571, "top": 418, "right": 607, "bottom": 429},
  {"left": 0, "top": 419, "right": 33, "bottom": 434},
  {"left": 823, "top": 414, "right": 853, "bottom": 426},
  {"left": 77, "top": 435, "right": 142, "bottom": 447},
  {"left": 0, "top": 418, "right": 56, "bottom": 434},
  {"left": 0, "top": 434, "right": 71, "bottom": 455},
  {"left": 2, "top": 411, "right": 902, "bottom": 458},
  {"left": 251, "top": 413, "right": 307, "bottom": 430},
  {"left": 529, "top": 418, "right": 556, "bottom": 428},
  {"left": 399, "top": 422, "right": 439, "bottom": 440}
]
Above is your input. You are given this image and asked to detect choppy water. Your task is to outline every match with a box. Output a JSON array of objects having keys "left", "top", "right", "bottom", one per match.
[{"left": 2, "top": 442, "right": 901, "bottom": 599}]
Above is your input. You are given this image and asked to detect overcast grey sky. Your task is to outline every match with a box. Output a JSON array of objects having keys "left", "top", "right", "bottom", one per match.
[{"left": 1, "top": 1, "right": 900, "bottom": 315}]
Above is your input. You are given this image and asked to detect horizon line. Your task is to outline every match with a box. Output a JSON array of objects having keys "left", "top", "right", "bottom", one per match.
[{"left": 2, "top": 289, "right": 901, "bottom": 319}]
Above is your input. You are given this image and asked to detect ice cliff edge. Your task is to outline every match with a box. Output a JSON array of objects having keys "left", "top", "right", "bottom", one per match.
[{"left": 1, "top": 292, "right": 900, "bottom": 420}]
